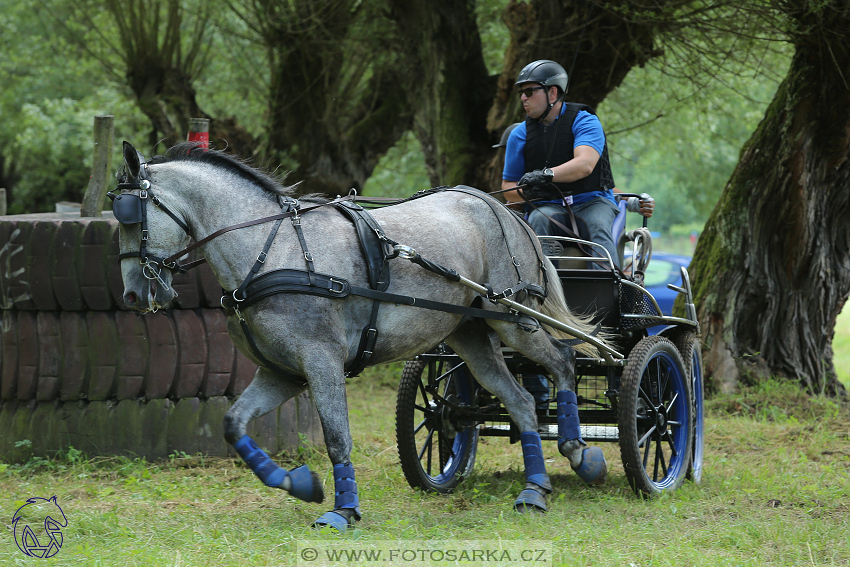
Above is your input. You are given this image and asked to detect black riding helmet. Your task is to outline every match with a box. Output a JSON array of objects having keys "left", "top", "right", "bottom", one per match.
[
  {"left": 493, "top": 122, "right": 521, "bottom": 148},
  {"left": 515, "top": 60, "right": 568, "bottom": 123},
  {"left": 515, "top": 60, "right": 569, "bottom": 93}
]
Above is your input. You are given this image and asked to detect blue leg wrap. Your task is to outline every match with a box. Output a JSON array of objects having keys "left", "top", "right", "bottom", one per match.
[
  {"left": 313, "top": 463, "right": 360, "bottom": 532},
  {"left": 287, "top": 465, "right": 324, "bottom": 504},
  {"left": 557, "top": 390, "right": 585, "bottom": 445},
  {"left": 332, "top": 463, "right": 361, "bottom": 518},
  {"left": 233, "top": 435, "right": 289, "bottom": 488},
  {"left": 520, "top": 431, "right": 552, "bottom": 493},
  {"left": 572, "top": 447, "right": 608, "bottom": 485}
]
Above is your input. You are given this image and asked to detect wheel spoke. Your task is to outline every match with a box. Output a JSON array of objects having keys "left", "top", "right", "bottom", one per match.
[
  {"left": 642, "top": 432, "right": 653, "bottom": 467},
  {"left": 653, "top": 437, "right": 661, "bottom": 480},
  {"left": 637, "top": 425, "right": 656, "bottom": 448},
  {"left": 657, "top": 439, "right": 668, "bottom": 478},
  {"left": 664, "top": 430, "right": 678, "bottom": 458},
  {"left": 638, "top": 386, "right": 655, "bottom": 410},
  {"left": 666, "top": 391, "right": 679, "bottom": 410},
  {"left": 418, "top": 429, "right": 434, "bottom": 462},
  {"left": 413, "top": 418, "right": 428, "bottom": 435},
  {"left": 659, "top": 362, "right": 671, "bottom": 402}
]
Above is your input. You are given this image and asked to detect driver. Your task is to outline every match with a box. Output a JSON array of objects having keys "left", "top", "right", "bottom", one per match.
[{"left": 501, "top": 59, "right": 653, "bottom": 267}]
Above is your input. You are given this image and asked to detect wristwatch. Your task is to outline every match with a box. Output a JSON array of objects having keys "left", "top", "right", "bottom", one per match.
[{"left": 542, "top": 167, "right": 554, "bottom": 180}]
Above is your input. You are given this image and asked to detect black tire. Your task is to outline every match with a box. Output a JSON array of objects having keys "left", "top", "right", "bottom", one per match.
[
  {"left": 396, "top": 353, "right": 479, "bottom": 493},
  {"left": 618, "top": 336, "right": 693, "bottom": 496},
  {"left": 674, "top": 332, "right": 705, "bottom": 484}
]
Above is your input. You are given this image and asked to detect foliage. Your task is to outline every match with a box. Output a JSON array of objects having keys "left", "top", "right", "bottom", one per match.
[{"left": 600, "top": 46, "right": 791, "bottom": 233}]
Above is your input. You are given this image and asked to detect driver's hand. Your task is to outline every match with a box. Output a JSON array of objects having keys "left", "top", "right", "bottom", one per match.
[
  {"left": 627, "top": 193, "right": 655, "bottom": 218},
  {"left": 518, "top": 169, "right": 554, "bottom": 188}
]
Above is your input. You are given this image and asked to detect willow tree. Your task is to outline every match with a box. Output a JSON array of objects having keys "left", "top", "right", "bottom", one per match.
[
  {"left": 690, "top": 0, "right": 850, "bottom": 397},
  {"left": 51, "top": 0, "right": 256, "bottom": 156},
  {"left": 229, "top": 0, "right": 416, "bottom": 195}
]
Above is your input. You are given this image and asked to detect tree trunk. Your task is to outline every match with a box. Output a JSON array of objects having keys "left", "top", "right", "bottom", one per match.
[
  {"left": 690, "top": 1, "right": 850, "bottom": 398},
  {"left": 389, "top": 0, "right": 494, "bottom": 189},
  {"left": 257, "top": 0, "right": 414, "bottom": 195}
]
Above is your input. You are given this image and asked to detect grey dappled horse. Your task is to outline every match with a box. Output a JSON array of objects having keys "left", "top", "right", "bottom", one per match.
[{"left": 115, "top": 142, "right": 609, "bottom": 531}]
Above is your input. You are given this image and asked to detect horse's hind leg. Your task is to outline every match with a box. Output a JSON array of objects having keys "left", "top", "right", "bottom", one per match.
[
  {"left": 224, "top": 367, "right": 324, "bottom": 503},
  {"left": 488, "top": 321, "right": 608, "bottom": 486},
  {"left": 443, "top": 321, "right": 552, "bottom": 513}
]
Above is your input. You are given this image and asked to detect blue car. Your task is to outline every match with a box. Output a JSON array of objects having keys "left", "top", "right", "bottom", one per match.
[{"left": 637, "top": 252, "right": 692, "bottom": 334}]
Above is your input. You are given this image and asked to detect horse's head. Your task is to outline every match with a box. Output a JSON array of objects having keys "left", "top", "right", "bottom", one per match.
[{"left": 113, "top": 142, "right": 191, "bottom": 312}]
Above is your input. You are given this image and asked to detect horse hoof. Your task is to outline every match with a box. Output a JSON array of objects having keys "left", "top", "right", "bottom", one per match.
[
  {"left": 313, "top": 509, "right": 357, "bottom": 532},
  {"left": 571, "top": 446, "right": 608, "bottom": 485},
  {"left": 514, "top": 488, "right": 548, "bottom": 513},
  {"left": 288, "top": 465, "right": 324, "bottom": 503}
]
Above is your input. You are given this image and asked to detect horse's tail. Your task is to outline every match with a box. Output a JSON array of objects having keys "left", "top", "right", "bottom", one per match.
[{"left": 537, "top": 257, "right": 615, "bottom": 357}]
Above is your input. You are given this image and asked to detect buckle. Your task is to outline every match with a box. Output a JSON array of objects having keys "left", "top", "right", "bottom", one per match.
[
  {"left": 328, "top": 278, "right": 346, "bottom": 294},
  {"left": 257, "top": 251, "right": 267, "bottom": 264}
]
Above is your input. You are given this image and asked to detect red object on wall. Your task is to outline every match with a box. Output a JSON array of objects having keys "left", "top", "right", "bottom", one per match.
[{"left": 187, "top": 118, "right": 210, "bottom": 150}]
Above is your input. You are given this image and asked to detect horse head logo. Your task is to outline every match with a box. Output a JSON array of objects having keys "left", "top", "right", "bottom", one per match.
[{"left": 12, "top": 496, "right": 68, "bottom": 558}]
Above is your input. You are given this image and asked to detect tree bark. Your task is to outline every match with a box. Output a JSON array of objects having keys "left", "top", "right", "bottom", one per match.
[
  {"left": 251, "top": 0, "right": 413, "bottom": 195},
  {"left": 389, "top": 0, "right": 494, "bottom": 188},
  {"left": 690, "top": 0, "right": 850, "bottom": 398}
]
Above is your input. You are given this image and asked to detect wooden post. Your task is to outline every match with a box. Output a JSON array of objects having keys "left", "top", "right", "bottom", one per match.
[
  {"left": 0, "top": 188, "right": 6, "bottom": 216},
  {"left": 81, "top": 115, "right": 115, "bottom": 217},
  {"left": 187, "top": 118, "right": 210, "bottom": 150}
]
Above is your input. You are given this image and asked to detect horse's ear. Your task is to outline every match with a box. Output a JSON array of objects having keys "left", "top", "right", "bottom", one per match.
[{"left": 123, "top": 141, "right": 142, "bottom": 180}]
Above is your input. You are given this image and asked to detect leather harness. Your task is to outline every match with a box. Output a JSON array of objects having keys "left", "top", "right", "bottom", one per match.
[{"left": 113, "top": 175, "right": 552, "bottom": 378}]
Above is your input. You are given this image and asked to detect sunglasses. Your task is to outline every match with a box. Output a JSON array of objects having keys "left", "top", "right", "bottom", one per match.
[{"left": 517, "top": 86, "right": 545, "bottom": 98}]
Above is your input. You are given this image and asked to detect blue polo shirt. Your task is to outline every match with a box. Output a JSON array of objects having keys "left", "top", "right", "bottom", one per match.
[{"left": 502, "top": 104, "right": 615, "bottom": 205}]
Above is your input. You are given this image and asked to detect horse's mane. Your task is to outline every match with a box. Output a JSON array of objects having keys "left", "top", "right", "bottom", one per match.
[{"left": 149, "top": 143, "right": 311, "bottom": 200}]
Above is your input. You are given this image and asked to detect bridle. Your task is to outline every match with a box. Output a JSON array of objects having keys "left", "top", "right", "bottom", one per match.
[
  {"left": 109, "top": 151, "right": 353, "bottom": 292},
  {"left": 108, "top": 154, "right": 198, "bottom": 294}
]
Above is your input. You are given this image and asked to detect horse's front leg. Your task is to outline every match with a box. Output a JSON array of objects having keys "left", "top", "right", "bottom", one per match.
[
  {"left": 304, "top": 358, "right": 362, "bottom": 532},
  {"left": 224, "top": 367, "right": 324, "bottom": 503}
]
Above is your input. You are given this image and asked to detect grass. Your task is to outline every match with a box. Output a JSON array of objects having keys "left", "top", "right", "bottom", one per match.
[
  {"left": 2, "top": 365, "right": 849, "bottom": 567},
  {"left": 835, "top": 302, "right": 850, "bottom": 388}
]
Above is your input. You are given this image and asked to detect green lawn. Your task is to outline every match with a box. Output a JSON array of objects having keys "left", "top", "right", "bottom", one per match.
[
  {"left": 835, "top": 302, "right": 850, "bottom": 388},
  {"left": 2, "top": 368, "right": 848, "bottom": 567}
]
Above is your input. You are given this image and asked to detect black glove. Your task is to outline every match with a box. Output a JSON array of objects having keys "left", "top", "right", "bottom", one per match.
[{"left": 518, "top": 168, "right": 554, "bottom": 188}]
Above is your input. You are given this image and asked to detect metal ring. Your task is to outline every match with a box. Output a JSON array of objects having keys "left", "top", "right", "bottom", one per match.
[
  {"left": 394, "top": 245, "right": 417, "bottom": 259},
  {"left": 328, "top": 278, "right": 346, "bottom": 294}
]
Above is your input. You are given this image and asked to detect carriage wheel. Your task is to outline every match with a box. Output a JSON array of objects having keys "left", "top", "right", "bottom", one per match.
[
  {"left": 618, "top": 336, "right": 693, "bottom": 496},
  {"left": 674, "top": 332, "right": 705, "bottom": 484},
  {"left": 396, "top": 353, "right": 479, "bottom": 493}
]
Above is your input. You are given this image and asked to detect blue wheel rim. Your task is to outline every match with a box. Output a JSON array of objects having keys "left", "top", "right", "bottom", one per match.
[
  {"left": 418, "top": 366, "right": 476, "bottom": 486},
  {"left": 691, "top": 348, "right": 704, "bottom": 482},
  {"left": 636, "top": 350, "right": 690, "bottom": 490}
]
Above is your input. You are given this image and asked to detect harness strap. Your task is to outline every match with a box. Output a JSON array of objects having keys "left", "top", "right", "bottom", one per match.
[
  {"left": 290, "top": 215, "right": 316, "bottom": 287},
  {"left": 446, "top": 186, "right": 525, "bottom": 284},
  {"left": 160, "top": 196, "right": 352, "bottom": 268},
  {"left": 221, "top": 269, "right": 541, "bottom": 329}
]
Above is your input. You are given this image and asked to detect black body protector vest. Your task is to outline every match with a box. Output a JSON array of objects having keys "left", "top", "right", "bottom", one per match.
[{"left": 523, "top": 102, "right": 615, "bottom": 200}]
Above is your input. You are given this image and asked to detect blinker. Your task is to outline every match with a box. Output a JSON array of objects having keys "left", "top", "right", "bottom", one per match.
[{"left": 112, "top": 193, "right": 144, "bottom": 225}]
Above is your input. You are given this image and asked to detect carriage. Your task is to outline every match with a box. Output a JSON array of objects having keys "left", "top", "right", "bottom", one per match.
[
  {"left": 114, "top": 142, "right": 704, "bottom": 530},
  {"left": 394, "top": 210, "right": 705, "bottom": 498}
]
